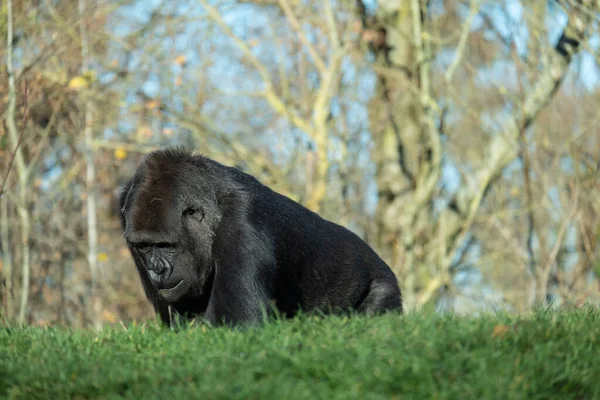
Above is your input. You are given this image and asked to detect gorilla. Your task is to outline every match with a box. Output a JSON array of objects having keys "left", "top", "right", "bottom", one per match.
[{"left": 119, "top": 148, "right": 402, "bottom": 327}]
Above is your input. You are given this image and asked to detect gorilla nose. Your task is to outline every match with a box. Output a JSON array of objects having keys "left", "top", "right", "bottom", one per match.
[{"left": 147, "top": 261, "right": 172, "bottom": 286}]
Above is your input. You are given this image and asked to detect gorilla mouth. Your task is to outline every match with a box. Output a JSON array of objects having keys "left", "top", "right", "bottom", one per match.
[{"left": 158, "top": 279, "right": 185, "bottom": 300}]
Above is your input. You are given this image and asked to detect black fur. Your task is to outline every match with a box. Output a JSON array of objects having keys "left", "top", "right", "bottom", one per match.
[{"left": 119, "top": 148, "right": 402, "bottom": 327}]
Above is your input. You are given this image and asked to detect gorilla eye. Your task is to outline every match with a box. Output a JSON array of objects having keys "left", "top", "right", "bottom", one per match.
[
  {"left": 134, "top": 243, "right": 153, "bottom": 254},
  {"left": 183, "top": 207, "right": 196, "bottom": 216}
]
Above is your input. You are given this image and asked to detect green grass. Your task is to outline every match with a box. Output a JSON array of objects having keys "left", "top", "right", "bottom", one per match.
[{"left": 1, "top": 308, "right": 600, "bottom": 399}]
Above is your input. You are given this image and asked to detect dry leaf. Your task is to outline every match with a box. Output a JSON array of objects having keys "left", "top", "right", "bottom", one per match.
[
  {"left": 145, "top": 100, "right": 160, "bottom": 110},
  {"left": 162, "top": 128, "right": 174, "bottom": 136},
  {"left": 137, "top": 125, "right": 152, "bottom": 138},
  {"left": 36, "top": 319, "right": 51, "bottom": 327},
  {"left": 492, "top": 324, "right": 510, "bottom": 338},
  {"left": 103, "top": 310, "right": 117, "bottom": 324},
  {"left": 174, "top": 55, "right": 187, "bottom": 66},
  {"left": 120, "top": 247, "right": 130, "bottom": 257}
]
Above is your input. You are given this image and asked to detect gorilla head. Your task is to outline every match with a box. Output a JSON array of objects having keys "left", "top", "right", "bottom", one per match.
[
  {"left": 120, "top": 148, "right": 402, "bottom": 327},
  {"left": 119, "top": 151, "right": 220, "bottom": 313}
]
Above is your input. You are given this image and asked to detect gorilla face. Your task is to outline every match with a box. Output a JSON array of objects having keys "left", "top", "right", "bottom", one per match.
[
  {"left": 121, "top": 156, "right": 220, "bottom": 304},
  {"left": 130, "top": 240, "right": 186, "bottom": 302}
]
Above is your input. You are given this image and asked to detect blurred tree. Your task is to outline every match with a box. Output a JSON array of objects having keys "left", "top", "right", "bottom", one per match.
[
  {"left": 1, "top": 0, "right": 599, "bottom": 325},
  {"left": 356, "top": 0, "right": 599, "bottom": 309}
]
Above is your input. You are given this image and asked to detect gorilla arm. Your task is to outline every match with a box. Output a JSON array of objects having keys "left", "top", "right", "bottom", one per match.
[{"left": 203, "top": 197, "right": 275, "bottom": 326}]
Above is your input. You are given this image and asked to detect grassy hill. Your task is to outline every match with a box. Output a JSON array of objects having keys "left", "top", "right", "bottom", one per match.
[{"left": 1, "top": 308, "right": 599, "bottom": 399}]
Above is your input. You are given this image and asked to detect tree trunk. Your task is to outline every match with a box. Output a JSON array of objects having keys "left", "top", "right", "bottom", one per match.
[
  {"left": 79, "top": 0, "right": 102, "bottom": 329},
  {"left": 363, "top": 0, "right": 437, "bottom": 310},
  {"left": 1, "top": 196, "right": 13, "bottom": 319},
  {"left": 6, "top": 0, "right": 32, "bottom": 325}
]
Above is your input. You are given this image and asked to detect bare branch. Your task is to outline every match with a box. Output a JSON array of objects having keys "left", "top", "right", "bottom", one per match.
[
  {"left": 324, "top": 0, "right": 341, "bottom": 52},
  {"left": 0, "top": 82, "right": 29, "bottom": 198},
  {"left": 198, "top": 0, "right": 313, "bottom": 135},
  {"left": 445, "top": 0, "right": 597, "bottom": 266},
  {"left": 277, "top": 0, "right": 327, "bottom": 74},
  {"left": 408, "top": 0, "right": 442, "bottom": 221},
  {"left": 538, "top": 185, "right": 580, "bottom": 301},
  {"left": 445, "top": 0, "right": 481, "bottom": 82}
]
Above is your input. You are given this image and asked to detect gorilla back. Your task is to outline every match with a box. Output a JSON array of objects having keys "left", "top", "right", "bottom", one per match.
[{"left": 119, "top": 148, "right": 402, "bottom": 326}]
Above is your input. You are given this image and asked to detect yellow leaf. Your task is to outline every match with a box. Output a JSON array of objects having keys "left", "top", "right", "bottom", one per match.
[
  {"left": 67, "top": 76, "right": 89, "bottom": 90},
  {"left": 114, "top": 148, "right": 127, "bottom": 160},
  {"left": 97, "top": 252, "right": 109, "bottom": 262},
  {"left": 162, "top": 128, "right": 174, "bottom": 136},
  {"left": 175, "top": 76, "right": 183, "bottom": 86}
]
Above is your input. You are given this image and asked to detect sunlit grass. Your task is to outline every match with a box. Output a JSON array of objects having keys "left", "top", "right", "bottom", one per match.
[{"left": 1, "top": 307, "right": 599, "bottom": 399}]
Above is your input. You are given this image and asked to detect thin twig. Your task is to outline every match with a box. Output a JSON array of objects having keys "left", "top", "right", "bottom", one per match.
[
  {"left": 0, "top": 82, "right": 29, "bottom": 198},
  {"left": 445, "top": 0, "right": 480, "bottom": 82},
  {"left": 277, "top": 0, "right": 326, "bottom": 75},
  {"left": 324, "top": 0, "right": 341, "bottom": 52},
  {"left": 540, "top": 185, "right": 580, "bottom": 293},
  {"left": 198, "top": 0, "right": 313, "bottom": 136}
]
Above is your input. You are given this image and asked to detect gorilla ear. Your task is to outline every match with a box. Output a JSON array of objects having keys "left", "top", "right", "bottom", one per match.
[{"left": 118, "top": 180, "right": 135, "bottom": 230}]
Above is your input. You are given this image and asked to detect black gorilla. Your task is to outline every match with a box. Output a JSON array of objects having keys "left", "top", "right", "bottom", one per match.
[{"left": 119, "top": 148, "right": 402, "bottom": 327}]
